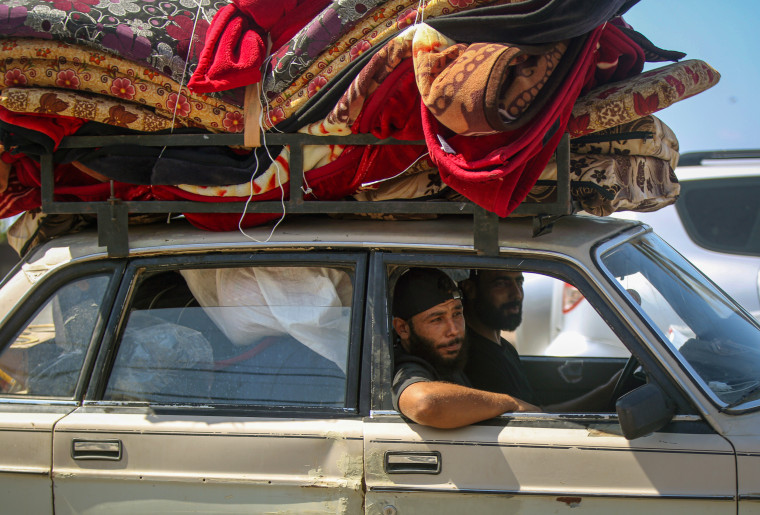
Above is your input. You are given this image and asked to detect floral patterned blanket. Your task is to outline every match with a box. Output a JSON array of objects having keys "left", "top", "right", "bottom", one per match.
[
  {"left": 0, "top": 0, "right": 233, "bottom": 98},
  {"left": 0, "top": 38, "right": 245, "bottom": 132}
]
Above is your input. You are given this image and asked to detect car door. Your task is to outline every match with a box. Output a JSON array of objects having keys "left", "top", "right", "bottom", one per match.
[
  {"left": 0, "top": 262, "right": 123, "bottom": 514},
  {"left": 363, "top": 253, "right": 737, "bottom": 514},
  {"left": 51, "top": 253, "right": 368, "bottom": 514},
  {"left": 733, "top": 423, "right": 760, "bottom": 514}
]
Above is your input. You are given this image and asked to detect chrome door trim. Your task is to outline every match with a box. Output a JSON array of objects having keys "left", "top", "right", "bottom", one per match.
[
  {"left": 0, "top": 467, "right": 49, "bottom": 476},
  {"left": 0, "top": 399, "right": 79, "bottom": 407},
  {"left": 369, "top": 410, "right": 703, "bottom": 423},
  {"left": 368, "top": 485, "right": 735, "bottom": 501}
]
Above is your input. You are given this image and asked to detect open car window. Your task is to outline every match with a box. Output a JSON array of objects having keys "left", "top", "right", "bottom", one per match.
[
  {"left": 103, "top": 265, "right": 354, "bottom": 408},
  {"left": 516, "top": 272, "right": 631, "bottom": 359},
  {"left": 600, "top": 232, "right": 760, "bottom": 408},
  {"left": 389, "top": 266, "right": 632, "bottom": 414}
]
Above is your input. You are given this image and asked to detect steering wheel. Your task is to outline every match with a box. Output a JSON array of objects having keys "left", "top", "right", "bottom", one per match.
[{"left": 608, "top": 354, "right": 641, "bottom": 410}]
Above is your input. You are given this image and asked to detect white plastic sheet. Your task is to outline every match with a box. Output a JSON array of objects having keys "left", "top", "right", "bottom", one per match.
[{"left": 181, "top": 266, "right": 352, "bottom": 372}]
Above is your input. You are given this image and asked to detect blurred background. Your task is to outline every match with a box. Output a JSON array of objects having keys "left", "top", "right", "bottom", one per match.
[{"left": 624, "top": 0, "right": 760, "bottom": 152}]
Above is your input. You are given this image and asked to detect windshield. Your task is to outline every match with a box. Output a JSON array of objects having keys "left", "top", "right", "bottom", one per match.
[{"left": 600, "top": 232, "right": 760, "bottom": 408}]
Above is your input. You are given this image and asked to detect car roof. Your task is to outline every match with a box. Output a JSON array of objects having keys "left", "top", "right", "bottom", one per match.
[{"left": 24, "top": 214, "right": 643, "bottom": 266}]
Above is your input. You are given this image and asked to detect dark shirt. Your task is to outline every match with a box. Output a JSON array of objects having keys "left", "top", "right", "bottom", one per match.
[
  {"left": 391, "top": 344, "right": 471, "bottom": 412},
  {"left": 464, "top": 327, "right": 539, "bottom": 405}
]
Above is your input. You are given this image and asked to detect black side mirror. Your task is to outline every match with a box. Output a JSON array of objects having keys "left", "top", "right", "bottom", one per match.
[{"left": 616, "top": 382, "right": 675, "bottom": 440}]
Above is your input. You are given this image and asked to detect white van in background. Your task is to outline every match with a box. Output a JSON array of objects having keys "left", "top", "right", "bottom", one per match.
[{"left": 516, "top": 150, "right": 760, "bottom": 358}]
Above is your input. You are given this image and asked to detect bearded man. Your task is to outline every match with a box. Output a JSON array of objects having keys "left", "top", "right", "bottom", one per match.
[
  {"left": 462, "top": 269, "right": 539, "bottom": 404},
  {"left": 462, "top": 269, "right": 622, "bottom": 412},
  {"left": 391, "top": 268, "right": 539, "bottom": 429}
]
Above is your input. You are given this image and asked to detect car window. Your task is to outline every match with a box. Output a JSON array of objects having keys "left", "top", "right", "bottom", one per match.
[
  {"left": 600, "top": 232, "right": 760, "bottom": 406},
  {"left": 103, "top": 265, "right": 354, "bottom": 407},
  {"left": 676, "top": 176, "right": 760, "bottom": 256},
  {"left": 516, "top": 273, "right": 631, "bottom": 359},
  {"left": 388, "top": 266, "right": 630, "bottom": 414},
  {"left": 0, "top": 275, "right": 111, "bottom": 397}
]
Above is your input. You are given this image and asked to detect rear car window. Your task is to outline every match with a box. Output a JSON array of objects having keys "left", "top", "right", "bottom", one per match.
[
  {"left": 676, "top": 176, "right": 760, "bottom": 256},
  {"left": 0, "top": 275, "right": 111, "bottom": 397},
  {"left": 103, "top": 266, "right": 354, "bottom": 407}
]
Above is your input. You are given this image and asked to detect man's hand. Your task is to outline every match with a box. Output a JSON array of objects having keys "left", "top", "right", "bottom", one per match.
[
  {"left": 513, "top": 398, "right": 542, "bottom": 412},
  {"left": 398, "top": 381, "right": 541, "bottom": 429},
  {"left": 544, "top": 368, "right": 624, "bottom": 413}
]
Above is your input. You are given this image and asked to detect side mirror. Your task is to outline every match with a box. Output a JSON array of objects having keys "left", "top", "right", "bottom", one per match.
[{"left": 616, "top": 382, "right": 675, "bottom": 440}]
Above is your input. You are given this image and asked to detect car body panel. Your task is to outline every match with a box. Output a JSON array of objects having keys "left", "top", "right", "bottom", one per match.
[
  {"left": 735, "top": 436, "right": 760, "bottom": 513},
  {"left": 52, "top": 410, "right": 365, "bottom": 514},
  {"left": 0, "top": 404, "right": 75, "bottom": 515},
  {"left": 364, "top": 413, "right": 735, "bottom": 514}
]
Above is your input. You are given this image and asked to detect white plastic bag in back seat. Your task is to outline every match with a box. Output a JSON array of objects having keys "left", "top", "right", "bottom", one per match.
[{"left": 180, "top": 267, "right": 352, "bottom": 372}]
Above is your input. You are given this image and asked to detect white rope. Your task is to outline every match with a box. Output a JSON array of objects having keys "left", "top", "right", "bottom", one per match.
[
  {"left": 259, "top": 52, "right": 315, "bottom": 197},
  {"left": 361, "top": 151, "right": 430, "bottom": 187},
  {"left": 159, "top": 0, "right": 204, "bottom": 159},
  {"left": 237, "top": 92, "right": 287, "bottom": 244},
  {"left": 414, "top": 0, "right": 428, "bottom": 25}
]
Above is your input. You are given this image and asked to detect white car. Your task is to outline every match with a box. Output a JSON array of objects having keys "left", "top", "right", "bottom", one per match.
[{"left": 1, "top": 214, "right": 759, "bottom": 514}]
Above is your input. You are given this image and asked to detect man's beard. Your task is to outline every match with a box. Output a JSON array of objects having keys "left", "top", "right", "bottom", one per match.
[
  {"left": 407, "top": 325, "right": 468, "bottom": 375},
  {"left": 475, "top": 294, "right": 522, "bottom": 332}
]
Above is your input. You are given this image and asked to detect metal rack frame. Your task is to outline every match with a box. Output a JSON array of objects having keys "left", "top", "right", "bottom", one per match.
[{"left": 39, "top": 132, "right": 574, "bottom": 257}]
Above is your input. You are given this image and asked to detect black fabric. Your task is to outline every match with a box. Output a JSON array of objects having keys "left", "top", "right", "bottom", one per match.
[
  {"left": 616, "top": 25, "right": 687, "bottom": 62},
  {"left": 0, "top": 119, "right": 57, "bottom": 157},
  {"left": 392, "top": 267, "right": 461, "bottom": 320},
  {"left": 76, "top": 142, "right": 282, "bottom": 186},
  {"left": 391, "top": 344, "right": 471, "bottom": 412},
  {"left": 425, "top": 0, "right": 641, "bottom": 45},
  {"left": 464, "top": 328, "right": 539, "bottom": 405}
]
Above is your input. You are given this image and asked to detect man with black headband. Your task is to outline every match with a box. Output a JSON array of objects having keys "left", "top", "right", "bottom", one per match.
[
  {"left": 391, "top": 268, "right": 539, "bottom": 429},
  {"left": 461, "top": 269, "right": 620, "bottom": 412}
]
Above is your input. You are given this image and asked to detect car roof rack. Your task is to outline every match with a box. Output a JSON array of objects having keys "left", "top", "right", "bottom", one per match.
[{"left": 39, "top": 132, "right": 574, "bottom": 257}]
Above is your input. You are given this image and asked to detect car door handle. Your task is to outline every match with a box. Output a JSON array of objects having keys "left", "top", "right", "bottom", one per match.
[
  {"left": 71, "top": 439, "right": 123, "bottom": 461},
  {"left": 384, "top": 451, "right": 441, "bottom": 474}
]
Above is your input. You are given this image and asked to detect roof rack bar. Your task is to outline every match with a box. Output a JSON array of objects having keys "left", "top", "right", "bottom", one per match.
[
  {"left": 57, "top": 133, "right": 425, "bottom": 148},
  {"left": 43, "top": 200, "right": 477, "bottom": 214},
  {"left": 290, "top": 140, "right": 305, "bottom": 207},
  {"left": 555, "top": 133, "right": 572, "bottom": 214},
  {"left": 473, "top": 206, "right": 499, "bottom": 256},
  {"left": 39, "top": 132, "right": 573, "bottom": 257},
  {"left": 40, "top": 152, "right": 55, "bottom": 212},
  {"left": 97, "top": 197, "right": 129, "bottom": 258}
]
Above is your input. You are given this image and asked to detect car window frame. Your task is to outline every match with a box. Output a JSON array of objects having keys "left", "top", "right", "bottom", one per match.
[
  {"left": 370, "top": 249, "right": 696, "bottom": 418},
  {"left": 594, "top": 225, "right": 760, "bottom": 415},
  {"left": 84, "top": 251, "right": 368, "bottom": 418},
  {"left": 0, "top": 260, "right": 126, "bottom": 403}
]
